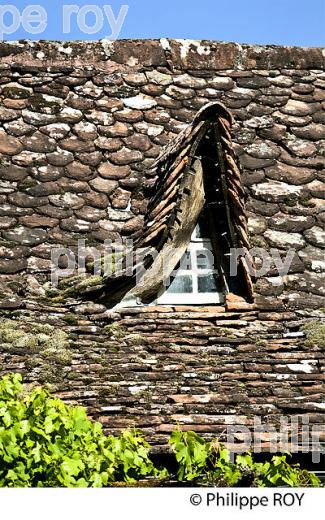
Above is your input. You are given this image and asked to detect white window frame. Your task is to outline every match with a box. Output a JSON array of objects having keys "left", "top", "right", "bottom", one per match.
[{"left": 156, "top": 225, "right": 224, "bottom": 305}]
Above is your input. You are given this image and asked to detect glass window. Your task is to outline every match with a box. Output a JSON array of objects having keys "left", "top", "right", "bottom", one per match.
[
  {"left": 180, "top": 251, "right": 192, "bottom": 270},
  {"left": 196, "top": 250, "right": 214, "bottom": 270},
  {"left": 156, "top": 213, "right": 224, "bottom": 305},
  {"left": 198, "top": 274, "right": 219, "bottom": 293},
  {"left": 165, "top": 275, "right": 192, "bottom": 294},
  {"left": 174, "top": 251, "right": 191, "bottom": 271},
  {"left": 193, "top": 217, "right": 210, "bottom": 240}
]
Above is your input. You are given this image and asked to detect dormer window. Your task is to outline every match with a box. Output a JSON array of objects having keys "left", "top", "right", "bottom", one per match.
[
  {"left": 69, "top": 102, "right": 254, "bottom": 309},
  {"left": 156, "top": 215, "right": 224, "bottom": 305}
]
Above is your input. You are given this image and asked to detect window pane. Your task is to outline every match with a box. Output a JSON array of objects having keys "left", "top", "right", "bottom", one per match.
[
  {"left": 173, "top": 251, "right": 191, "bottom": 272},
  {"left": 196, "top": 249, "right": 214, "bottom": 270},
  {"left": 198, "top": 274, "right": 220, "bottom": 293},
  {"left": 166, "top": 275, "right": 193, "bottom": 293},
  {"left": 195, "top": 217, "right": 210, "bottom": 239},
  {"left": 179, "top": 251, "right": 192, "bottom": 270}
]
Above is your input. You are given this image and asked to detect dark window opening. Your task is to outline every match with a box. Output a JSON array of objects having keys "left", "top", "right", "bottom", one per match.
[{"left": 198, "top": 124, "right": 249, "bottom": 300}]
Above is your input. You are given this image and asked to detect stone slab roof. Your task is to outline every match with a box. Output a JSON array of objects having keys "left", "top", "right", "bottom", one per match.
[
  {"left": 1, "top": 39, "right": 324, "bottom": 70},
  {"left": 0, "top": 40, "right": 324, "bottom": 450}
]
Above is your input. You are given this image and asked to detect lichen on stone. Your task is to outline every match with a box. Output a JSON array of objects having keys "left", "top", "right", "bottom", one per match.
[
  {"left": 300, "top": 197, "right": 316, "bottom": 208},
  {"left": 255, "top": 339, "right": 268, "bottom": 347},
  {"left": 302, "top": 321, "right": 325, "bottom": 349},
  {"left": 87, "top": 250, "right": 127, "bottom": 278},
  {"left": 74, "top": 275, "right": 104, "bottom": 292},
  {"left": 104, "top": 322, "right": 128, "bottom": 340},
  {"left": 62, "top": 313, "right": 79, "bottom": 325},
  {"left": 127, "top": 334, "right": 151, "bottom": 346},
  {"left": 49, "top": 274, "right": 105, "bottom": 300},
  {"left": 0, "top": 318, "right": 73, "bottom": 386}
]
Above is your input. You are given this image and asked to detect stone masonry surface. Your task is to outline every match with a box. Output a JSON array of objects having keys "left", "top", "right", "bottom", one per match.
[{"left": 0, "top": 40, "right": 324, "bottom": 449}]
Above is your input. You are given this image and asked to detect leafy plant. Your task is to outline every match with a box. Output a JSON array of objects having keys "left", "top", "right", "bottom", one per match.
[
  {"left": 208, "top": 444, "right": 242, "bottom": 486},
  {"left": 109, "top": 429, "right": 166, "bottom": 482},
  {"left": 0, "top": 374, "right": 165, "bottom": 487},
  {"left": 0, "top": 374, "right": 321, "bottom": 488},
  {"left": 252, "top": 455, "right": 321, "bottom": 487},
  {"left": 169, "top": 430, "right": 211, "bottom": 481},
  {"left": 169, "top": 431, "right": 321, "bottom": 488}
]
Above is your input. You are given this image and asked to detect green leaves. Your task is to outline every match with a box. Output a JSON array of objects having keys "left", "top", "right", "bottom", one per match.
[
  {"left": 170, "top": 430, "right": 211, "bottom": 481},
  {"left": 169, "top": 431, "right": 321, "bottom": 488},
  {"left": 0, "top": 374, "right": 165, "bottom": 488},
  {"left": 236, "top": 453, "right": 253, "bottom": 469},
  {"left": 108, "top": 429, "right": 167, "bottom": 483},
  {"left": 253, "top": 455, "right": 320, "bottom": 487},
  {"left": 0, "top": 374, "right": 321, "bottom": 488}
]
